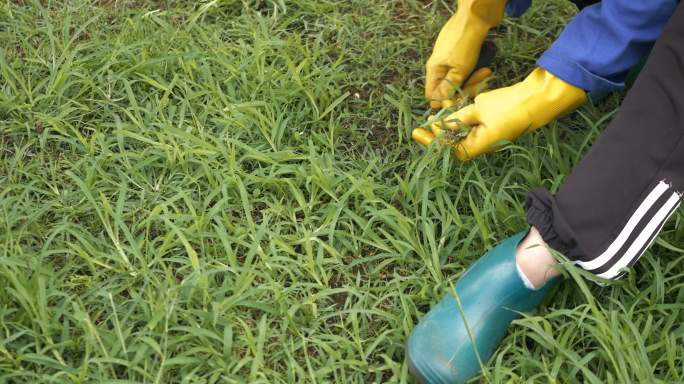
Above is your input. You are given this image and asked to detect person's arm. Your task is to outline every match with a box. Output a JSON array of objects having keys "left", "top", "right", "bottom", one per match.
[
  {"left": 413, "top": 67, "right": 586, "bottom": 160},
  {"left": 538, "top": 0, "right": 678, "bottom": 93},
  {"left": 505, "top": 0, "right": 531, "bottom": 17},
  {"left": 414, "top": 0, "right": 680, "bottom": 160},
  {"left": 425, "top": 0, "right": 534, "bottom": 109},
  {"left": 425, "top": 0, "right": 507, "bottom": 109}
]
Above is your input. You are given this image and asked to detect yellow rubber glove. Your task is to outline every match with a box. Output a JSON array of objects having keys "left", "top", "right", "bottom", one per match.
[
  {"left": 414, "top": 67, "right": 587, "bottom": 160},
  {"left": 426, "top": 0, "right": 507, "bottom": 109}
]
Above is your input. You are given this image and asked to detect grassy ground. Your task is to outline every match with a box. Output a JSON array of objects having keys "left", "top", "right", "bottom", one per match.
[{"left": 2, "top": 0, "right": 684, "bottom": 383}]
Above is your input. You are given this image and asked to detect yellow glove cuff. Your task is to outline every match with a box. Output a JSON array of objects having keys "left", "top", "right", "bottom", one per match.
[
  {"left": 458, "top": 0, "right": 508, "bottom": 28},
  {"left": 519, "top": 68, "right": 587, "bottom": 129}
]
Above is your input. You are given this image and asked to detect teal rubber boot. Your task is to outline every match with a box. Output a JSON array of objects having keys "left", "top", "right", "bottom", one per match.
[{"left": 407, "top": 231, "right": 556, "bottom": 384}]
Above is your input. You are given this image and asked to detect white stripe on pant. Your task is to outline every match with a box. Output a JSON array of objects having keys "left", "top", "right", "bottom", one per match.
[{"left": 573, "top": 180, "right": 681, "bottom": 279}]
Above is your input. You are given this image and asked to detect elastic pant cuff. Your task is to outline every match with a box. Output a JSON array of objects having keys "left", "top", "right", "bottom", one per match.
[{"left": 525, "top": 188, "right": 584, "bottom": 260}]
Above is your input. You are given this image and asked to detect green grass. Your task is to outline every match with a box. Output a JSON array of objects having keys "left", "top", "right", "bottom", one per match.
[{"left": 1, "top": 0, "right": 684, "bottom": 383}]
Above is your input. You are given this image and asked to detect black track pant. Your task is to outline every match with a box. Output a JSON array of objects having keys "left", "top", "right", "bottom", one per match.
[
  {"left": 569, "top": 0, "right": 599, "bottom": 10},
  {"left": 525, "top": 2, "right": 684, "bottom": 280}
]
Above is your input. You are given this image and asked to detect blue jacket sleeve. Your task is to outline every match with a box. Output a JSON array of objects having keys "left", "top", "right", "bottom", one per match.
[
  {"left": 505, "top": 0, "right": 532, "bottom": 17},
  {"left": 538, "top": 0, "right": 678, "bottom": 93}
]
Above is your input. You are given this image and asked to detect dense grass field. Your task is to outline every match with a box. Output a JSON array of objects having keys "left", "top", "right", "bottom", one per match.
[{"left": 2, "top": 0, "right": 684, "bottom": 382}]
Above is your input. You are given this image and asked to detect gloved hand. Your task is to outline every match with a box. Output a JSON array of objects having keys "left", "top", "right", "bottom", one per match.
[
  {"left": 414, "top": 67, "right": 587, "bottom": 160},
  {"left": 426, "top": 0, "right": 507, "bottom": 109}
]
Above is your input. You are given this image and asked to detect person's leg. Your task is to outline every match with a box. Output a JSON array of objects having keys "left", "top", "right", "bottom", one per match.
[
  {"left": 516, "top": 226, "right": 559, "bottom": 288},
  {"left": 526, "top": 2, "right": 684, "bottom": 280}
]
